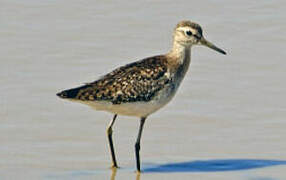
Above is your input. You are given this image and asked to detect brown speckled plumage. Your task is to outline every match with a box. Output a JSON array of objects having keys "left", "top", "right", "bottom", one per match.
[
  {"left": 56, "top": 20, "right": 226, "bottom": 172},
  {"left": 57, "top": 55, "right": 171, "bottom": 104},
  {"left": 176, "top": 20, "right": 203, "bottom": 36}
]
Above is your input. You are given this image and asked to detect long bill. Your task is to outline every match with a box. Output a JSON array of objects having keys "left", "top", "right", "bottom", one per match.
[{"left": 200, "top": 38, "right": 226, "bottom": 55}]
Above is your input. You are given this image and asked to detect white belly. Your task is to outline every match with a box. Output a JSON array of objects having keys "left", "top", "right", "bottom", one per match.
[
  {"left": 72, "top": 84, "right": 178, "bottom": 118},
  {"left": 87, "top": 100, "right": 165, "bottom": 117}
]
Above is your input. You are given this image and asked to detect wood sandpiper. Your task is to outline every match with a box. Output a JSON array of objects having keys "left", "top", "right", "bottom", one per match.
[{"left": 57, "top": 20, "right": 226, "bottom": 172}]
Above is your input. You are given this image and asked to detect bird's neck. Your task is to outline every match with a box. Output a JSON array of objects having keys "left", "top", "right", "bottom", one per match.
[
  {"left": 166, "top": 41, "right": 191, "bottom": 76},
  {"left": 167, "top": 41, "right": 191, "bottom": 64}
]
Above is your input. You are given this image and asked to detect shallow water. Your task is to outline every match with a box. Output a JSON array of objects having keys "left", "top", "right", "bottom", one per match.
[{"left": 1, "top": 0, "right": 286, "bottom": 179}]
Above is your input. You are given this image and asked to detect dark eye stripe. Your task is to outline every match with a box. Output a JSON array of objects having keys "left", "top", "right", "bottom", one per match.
[
  {"left": 197, "top": 27, "right": 203, "bottom": 36},
  {"left": 186, "top": 31, "right": 192, "bottom": 36},
  {"left": 194, "top": 34, "right": 201, "bottom": 40}
]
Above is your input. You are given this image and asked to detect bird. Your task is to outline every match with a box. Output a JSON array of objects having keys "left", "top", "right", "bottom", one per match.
[{"left": 56, "top": 20, "right": 226, "bottom": 173}]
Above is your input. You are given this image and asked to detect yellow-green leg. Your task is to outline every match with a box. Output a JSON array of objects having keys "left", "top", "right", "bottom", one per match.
[
  {"left": 107, "top": 114, "right": 118, "bottom": 168},
  {"left": 135, "top": 117, "right": 146, "bottom": 172}
]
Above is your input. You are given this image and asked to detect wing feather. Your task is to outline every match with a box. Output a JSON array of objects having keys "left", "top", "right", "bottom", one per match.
[{"left": 69, "top": 55, "right": 170, "bottom": 104}]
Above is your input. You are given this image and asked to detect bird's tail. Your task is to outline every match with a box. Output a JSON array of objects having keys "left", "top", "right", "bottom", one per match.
[{"left": 56, "top": 85, "right": 89, "bottom": 99}]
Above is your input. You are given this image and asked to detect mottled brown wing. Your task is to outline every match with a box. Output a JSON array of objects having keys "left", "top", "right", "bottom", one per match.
[{"left": 59, "top": 55, "right": 170, "bottom": 104}]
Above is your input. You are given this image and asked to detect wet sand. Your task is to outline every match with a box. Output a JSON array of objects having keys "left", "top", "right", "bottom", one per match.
[{"left": 1, "top": 0, "right": 286, "bottom": 179}]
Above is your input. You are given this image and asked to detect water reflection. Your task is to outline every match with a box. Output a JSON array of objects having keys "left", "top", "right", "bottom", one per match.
[
  {"left": 110, "top": 168, "right": 117, "bottom": 180},
  {"left": 136, "top": 172, "right": 141, "bottom": 180},
  {"left": 57, "top": 159, "right": 286, "bottom": 179},
  {"left": 109, "top": 159, "right": 286, "bottom": 179},
  {"left": 110, "top": 168, "right": 140, "bottom": 180},
  {"left": 143, "top": 159, "right": 286, "bottom": 173}
]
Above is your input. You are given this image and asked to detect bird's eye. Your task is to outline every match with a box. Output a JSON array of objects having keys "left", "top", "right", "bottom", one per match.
[{"left": 186, "top": 31, "right": 192, "bottom": 36}]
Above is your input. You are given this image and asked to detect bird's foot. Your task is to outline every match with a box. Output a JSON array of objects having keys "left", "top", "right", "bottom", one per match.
[{"left": 110, "top": 164, "right": 119, "bottom": 169}]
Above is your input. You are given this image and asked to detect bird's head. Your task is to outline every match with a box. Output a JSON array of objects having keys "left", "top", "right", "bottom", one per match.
[{"left": 173, "top": 20, "right": 226, "bottom": 55}]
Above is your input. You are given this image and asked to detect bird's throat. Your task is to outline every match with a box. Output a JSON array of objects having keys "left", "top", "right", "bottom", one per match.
[{"left": 167, "top": 41, "right": 191, "bottom": 65}]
